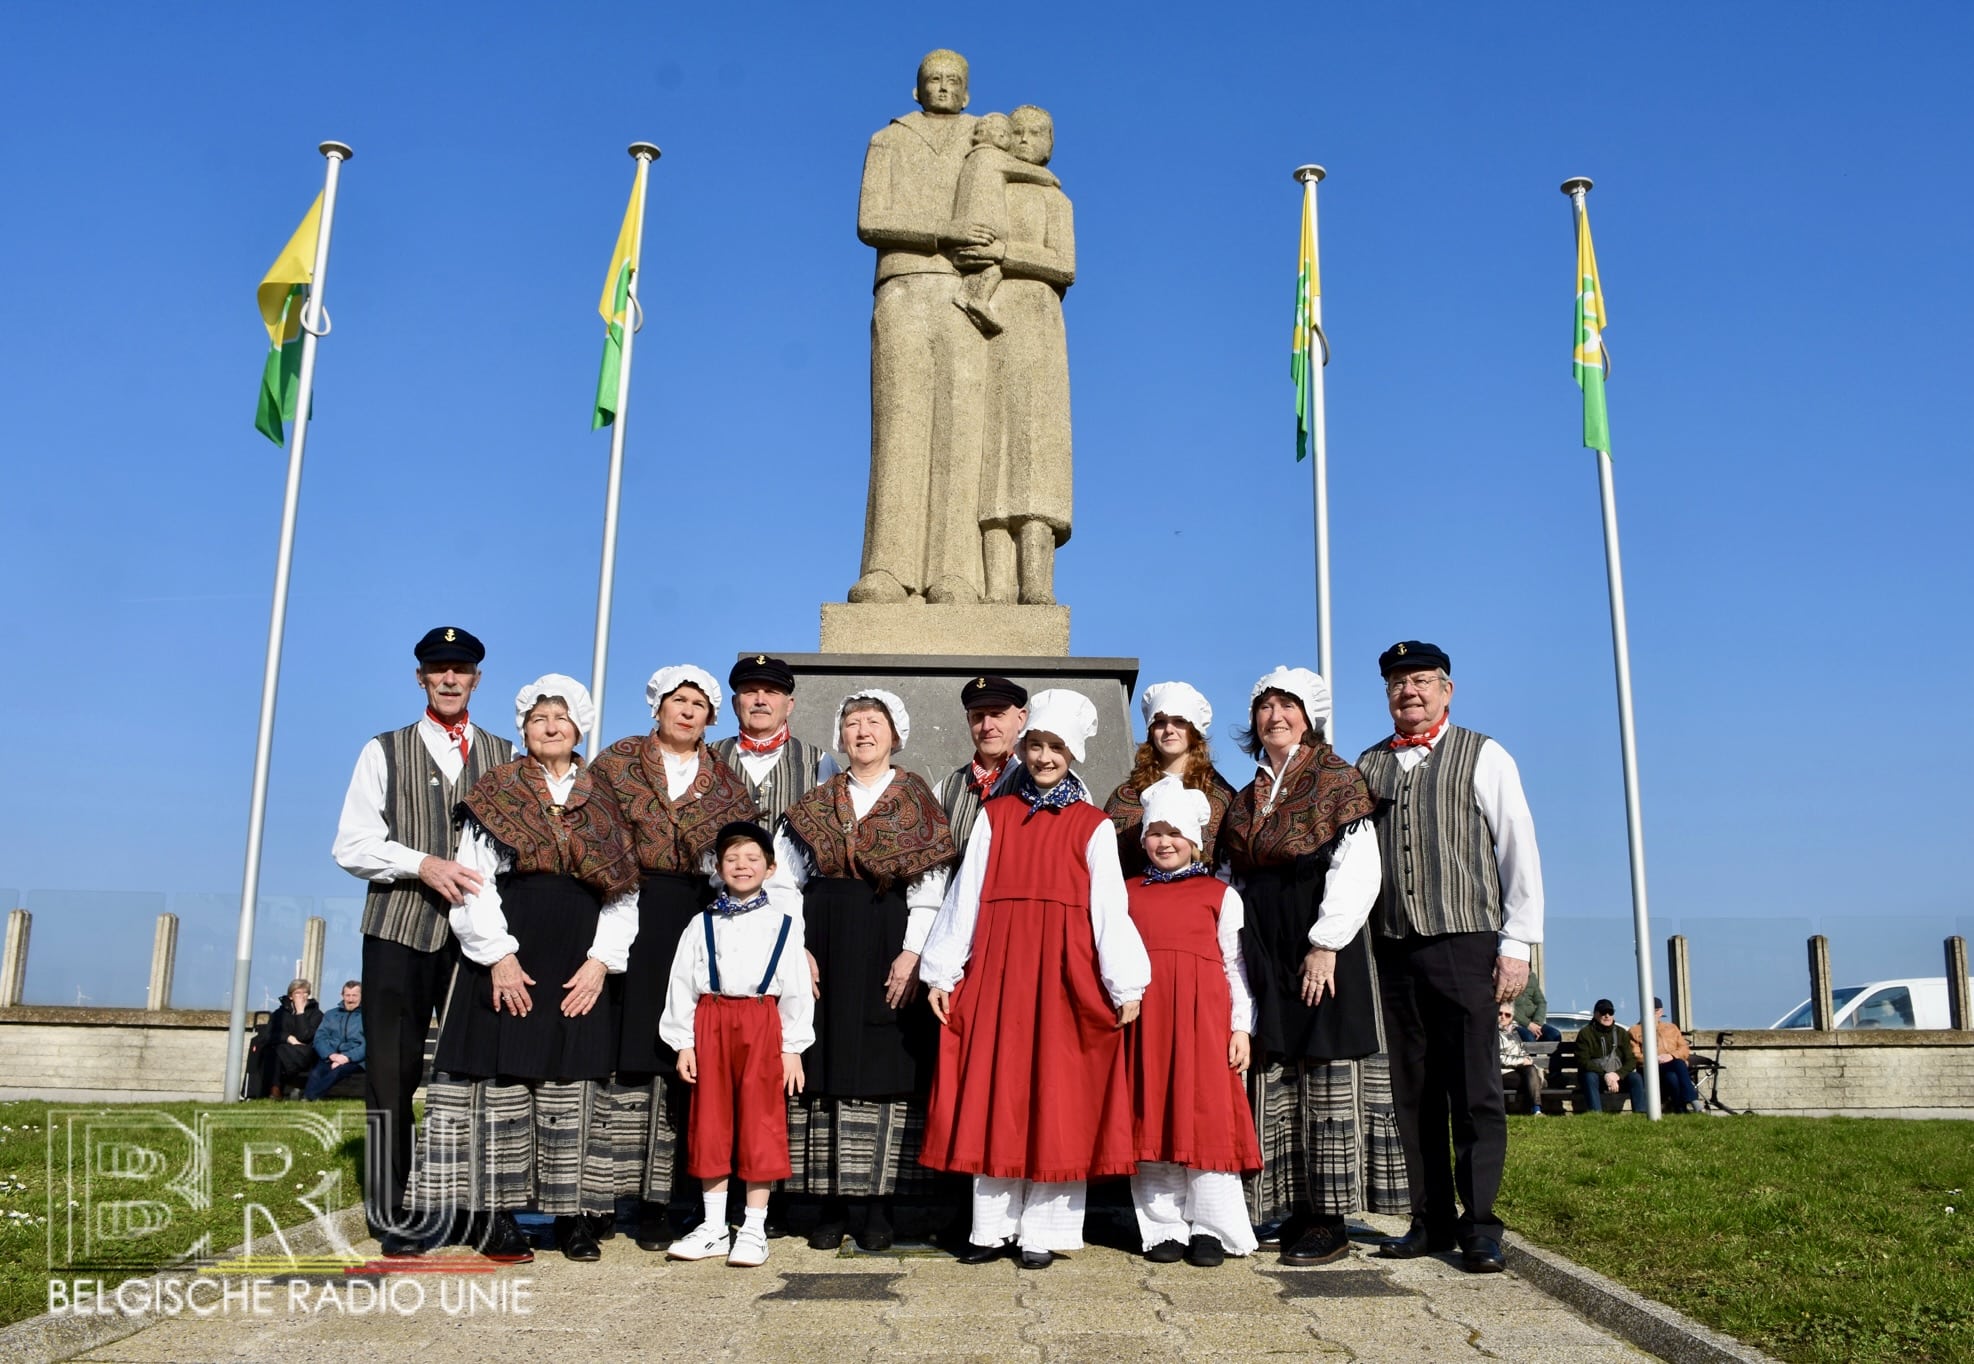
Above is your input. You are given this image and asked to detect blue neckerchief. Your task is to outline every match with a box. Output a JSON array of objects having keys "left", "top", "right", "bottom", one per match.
[
  {"left": 1142, "top": 861, "right": 1212, "bottom": 885},
  {"left": 713, "top": 889, "right": 769, "bottom": 917},
  {"left": 1018, "top": 769, "right": 1089, "bottom": 813}
]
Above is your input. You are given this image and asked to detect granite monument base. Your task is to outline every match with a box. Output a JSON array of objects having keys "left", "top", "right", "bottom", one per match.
[
  {"left": 818, "top": 603, "right": 1070, "bottom": 657},
  {"left": 761, "top": 653, "right": 1140, "bottom": 799}
]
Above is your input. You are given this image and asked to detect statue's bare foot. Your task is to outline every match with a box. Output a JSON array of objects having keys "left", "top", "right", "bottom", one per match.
[
  {"left": 926, "top": 577, "right": 982, "bottom": 605},
  {"left": 1017, "top": 586, "right": 1057, "bottom": 605},
  {"left": 955, "top": 297, "right": 1003, "bottom": 337},
  {"left": 848, "top": 571, "right": 909, "bottom": 604}
]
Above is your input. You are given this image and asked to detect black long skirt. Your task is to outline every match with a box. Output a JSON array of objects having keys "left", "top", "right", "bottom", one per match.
[
  {"left": 615, "top": 870, "right": 710, "bottom": 1075},
  {"left": 803, "top": 876, "right": 935, "bottom": 1099},
  {"left": 1239, "top": 855, "right": 1381, "bottom": 1063},
  {"left": 435, "top": 872, "right": 617, "bottom": 1082}
]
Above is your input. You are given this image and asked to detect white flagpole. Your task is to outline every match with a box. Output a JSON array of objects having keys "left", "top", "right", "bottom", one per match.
[
  {"left": 1562, "top": 176, "right": 1660, "bottom": 1119},
  {"left": 1294, "top": 164, "right": 1335, "bottom": 724},
  {"left": 224, "top": 141, "right": 352, "bottom": 1101},
  {"left": 589, "top": 141, "right": 661, "bottom": 745}
]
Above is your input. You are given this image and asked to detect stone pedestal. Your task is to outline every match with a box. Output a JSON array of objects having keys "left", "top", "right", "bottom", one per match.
[
  {"left": 765, "top": 653, "right": 1139, "bottom": 799},
  {"left": 819, "top": 603, "right": 1069, "bottom": 657}
]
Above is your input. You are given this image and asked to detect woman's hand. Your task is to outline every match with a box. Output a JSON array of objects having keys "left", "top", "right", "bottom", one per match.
[
  {"left": 807, "top": 949, "right": 822, "bottom": 1001},
  {"left": 782, "top": 1053, "right": 806, "bottom": 1096},
  {"left": 884, "top": 951, "right": 922, "bottom": 1009},
  {"left": 1114, "top": 1000, "right": 1142, "bottom": 1029},
  {"left": 928, "top": 987, "right": 952, "bottom": 1026},
  {"left": 491, "top": 954, "right": 535, "bottom": 1017},
  {"left": 561, "top": 958, "right": 608, "bottom": 1017},
  {"left": 1228, "top": 1030, "right": 1251, "bottom": 1074},
  {"left": 1300, "top": 947, "right": 1337, "bottom": 1006},
  {"left": 677, "top": 1047, "right": 697, "bottom": 1084}
]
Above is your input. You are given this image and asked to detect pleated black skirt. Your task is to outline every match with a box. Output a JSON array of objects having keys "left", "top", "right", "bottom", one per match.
[
  {"left": 615, "top": 870, "right": 710, "bottom": 1075},
  {"left": 803, "top": 876, "right": 935, "bottom": 1099},
  {"left": 1239, "top": 855, "right": 1381, "bottom": 1063}
]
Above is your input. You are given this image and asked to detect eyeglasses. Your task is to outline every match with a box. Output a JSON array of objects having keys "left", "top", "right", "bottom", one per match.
[{"left": 1385, "top": 674, "right": 1445, "bottom": 696}]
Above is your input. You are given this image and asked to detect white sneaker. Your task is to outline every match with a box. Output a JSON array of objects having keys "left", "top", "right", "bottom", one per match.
[
  {"left": 666, "top": 1222, "right": 731, "bottom": 1261},
  {"left": 727, "top": 1225, "right": 769, "bottom": 1268}
]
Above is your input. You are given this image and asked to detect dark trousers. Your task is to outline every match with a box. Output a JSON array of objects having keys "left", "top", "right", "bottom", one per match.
[
  {"left": 1374, "top": 931, "right": 1507, "bottom": 1240},
  {"left": 361, "top": 935, "right": 454, "bottom": 1228},
  {"left": 304, "top": 1058, "right": 363, "bottom": 1100}
]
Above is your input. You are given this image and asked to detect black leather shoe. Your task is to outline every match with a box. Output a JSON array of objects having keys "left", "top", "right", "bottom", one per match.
[
  {"left": 633, "top": 1201, "right": 670, "bottom": 1253},
  {"left": 1185, "top": 1235, "right": 1225, "bottom": 1268},
  {"left": 853, "top": 1202, "right": 894, "bottom": 1253},
  {"left": 1460, "top": 1235, "right": 1506, "bottom": 1273},
  {"left": 954, "top": 1241, "right": 1009, "bottom": 1265},
  {"left": 1143, "top": 1239, "right": 1186, "bottom": 1263},
  {"left": 556, "top": 1216, "right": 601, "bottom": 1262},
  {"left": 1257, "top": 1211, "right": 1307, "bottom": 1251},
  {"left": 1280, "top": 1219, "right": 1351, "bottom": 1266},
  {"left": 482, "top": 1211, "right": 535, "bottom": 1264},
  {"left": 1018, "top": 1248, "right": 1055, "bottom": 1269},
  {"left": 1376, "top": 1224, "right": 1456, "bottom": 1260},
  {"left": 377, "top": 1229, "right": 427, "bottom": 1258},
  {"left": 809, "top": 1220, "right": 848, "bottom": 1251},
  {"left": 586, "top": 1210, "right": 617, "bottom": 1242}
]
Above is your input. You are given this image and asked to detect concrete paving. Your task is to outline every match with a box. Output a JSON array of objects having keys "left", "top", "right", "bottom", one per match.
[{"left": 51, "top": 1213, "right": 1660, "bottom": 1364}]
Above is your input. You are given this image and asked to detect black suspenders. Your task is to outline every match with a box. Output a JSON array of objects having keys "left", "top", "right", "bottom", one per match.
[{"left": 702, "top": 910, "right": 793, "bottom": 997}]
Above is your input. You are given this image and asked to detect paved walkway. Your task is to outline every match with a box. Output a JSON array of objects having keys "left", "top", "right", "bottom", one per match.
[{"left": 60, "top": 1213, "right": 1654, "bottom": 1364}]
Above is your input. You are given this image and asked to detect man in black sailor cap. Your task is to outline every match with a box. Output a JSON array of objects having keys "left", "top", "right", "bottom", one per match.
[
  {"left": 932, "top": 674, "right": 1029, "bottom": 856},
  {"left": 711, "top": 655, "right": 838, "bottom": 828}
]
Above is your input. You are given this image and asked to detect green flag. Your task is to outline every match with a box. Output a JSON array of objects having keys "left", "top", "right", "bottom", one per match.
[
  {"left": 1291, "top": 181, "right": 1319, "bottom": 461},
  {"left": 254, "top": 195, "right": 321, "bottom": 445},
  {"left": 1572, "top": 198, "right": 1611, "bottom": 453},
  {"left": 592, "top": 171, "right": 646, "bottom": 430}
]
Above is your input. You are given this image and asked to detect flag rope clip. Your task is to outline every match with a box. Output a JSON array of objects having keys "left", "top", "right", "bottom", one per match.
[
  {"left": 300, "top": 300, "right": 333, "bottom": 339},
  {"left": 629, "top": 294, "right": 645, "bottom": 335},
  {"left": 1311, "top": 321, "right": 1330, "bottom": 368}
]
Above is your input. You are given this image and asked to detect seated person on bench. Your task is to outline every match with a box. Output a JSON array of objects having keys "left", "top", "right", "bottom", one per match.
[{"left": 1497, "top": 1003, "right": 1545, "bottom": 1115}]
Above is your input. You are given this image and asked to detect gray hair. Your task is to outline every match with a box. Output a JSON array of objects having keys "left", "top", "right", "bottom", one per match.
[{"left": 286, "top": 978, "right": 313, "bottom": 997}]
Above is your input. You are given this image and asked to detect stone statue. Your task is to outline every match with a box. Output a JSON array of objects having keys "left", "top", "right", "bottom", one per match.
[{"left": 848, "top": 51, "right": 1074, "bottom": 609}]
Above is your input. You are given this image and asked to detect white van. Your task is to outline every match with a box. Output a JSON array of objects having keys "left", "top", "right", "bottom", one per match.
[{"left": 1770, "top": 977, "right": 1971, "bottom": 1030}]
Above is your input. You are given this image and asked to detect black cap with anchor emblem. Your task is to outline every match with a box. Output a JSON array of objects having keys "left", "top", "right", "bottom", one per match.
[
  {"left": 1377, "top": 640, "right": 1451, "bottom": 677},
  {"left": 414, "top": 626, "right": 486, "bottom": 666},
  {"left": 728, "top": 654, "right": 797, "bottom": 692}
]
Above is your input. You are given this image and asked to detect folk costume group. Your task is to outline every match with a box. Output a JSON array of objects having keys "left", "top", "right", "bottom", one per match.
[{"left": 335, "top": 629, "right": 1542, "bottom": 1276}]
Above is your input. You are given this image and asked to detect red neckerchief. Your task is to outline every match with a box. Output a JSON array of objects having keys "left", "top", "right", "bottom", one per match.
[
  {"left": 968, "top": 754, "right": 1007, "bottom": 796},
  {"left": 1392, "top": 713, "right": 1450, "bottom": 750},
  {"left": 427, "top": 707, "right": 470, "bottom": 763},
  {"left": 737, "top": 725, "right": 790, "bottom": 755}
]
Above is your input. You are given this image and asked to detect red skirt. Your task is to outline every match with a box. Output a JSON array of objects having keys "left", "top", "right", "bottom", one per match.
[
  {"left": 920, "top": 894, "right": 1137, "bottom": 1183},
  {"left": 685, "top": 995, "right": 791, "bottom": 1183},
  {"left": 1128, "top": 948, "right": 1262, "bottom": 1174}
]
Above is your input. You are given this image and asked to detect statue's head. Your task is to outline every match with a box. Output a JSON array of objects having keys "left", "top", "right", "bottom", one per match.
[
  {"left": 972, "top": 112, "right": 1013, "bottom": 150},
  {"left": 1010, "top": 105, "right": 1054, "bottom": 167},
  {"left": 915, "top": 49, "right": 970, "bottom": 115}
]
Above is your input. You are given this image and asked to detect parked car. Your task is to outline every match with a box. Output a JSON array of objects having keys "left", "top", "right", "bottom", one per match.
[{"left": 1770, "top": 977, "right": 1971, "bottom": 1030}]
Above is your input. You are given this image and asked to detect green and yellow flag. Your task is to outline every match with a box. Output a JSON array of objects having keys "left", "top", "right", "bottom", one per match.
[
  {"left": 254, "top": 193, "right": 322, "bottom": 445},
  {"left": 592, "top": 173, "right": 647, "bottom": 431},
  {"left": 1290, "top": 183, "right": 1320, "bottom": 461},
  {"left": 1572, "top": 198, "right": 1611, "bottom": 453}
]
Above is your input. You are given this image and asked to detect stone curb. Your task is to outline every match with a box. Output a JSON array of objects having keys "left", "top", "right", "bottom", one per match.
[
  {"left": 0, "top": 1205, "right": 366, "bottom": 1364},
  {"left": 1504, "top": 1232, "right": 1784, "bottom": 1364}
]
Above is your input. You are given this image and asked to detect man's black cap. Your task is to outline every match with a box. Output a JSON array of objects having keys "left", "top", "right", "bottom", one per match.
[
  {"left": 715, "top": 820, "right": 776, "bottom": 860},
  {"left": 961, "top": 674, "right": 1028, "bottom": 710},
  {"left": 729, "top": 654, "right": 796, "bottom": 692},
  {"left": 414, "top": 627, "right": 485, "bottom": 666},
  {"left": 1593, "top": 998, "right": 1616, "bottom": 1017},
  {"left": 1377, "top": 640, "right": 1451, "bottom": 677}
]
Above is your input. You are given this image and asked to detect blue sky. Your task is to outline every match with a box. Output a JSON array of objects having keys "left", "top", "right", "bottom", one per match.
[{"left": 2, "top": 4, "right": 1969, "bottom": 1026}]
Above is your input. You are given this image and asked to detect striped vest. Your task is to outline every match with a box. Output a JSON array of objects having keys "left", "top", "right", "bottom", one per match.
[
  {"left": 360, "top": 723, "right": 512, "bottom": 951},
  {"left": 709, "top": 734, "right": 830, "bottom": 827},
  {"left": 934, "top": 759, "right": 1026, "bottom": 858},
  {"left": 1356, "top": 725, "right": 1503, "bottom": 939}
]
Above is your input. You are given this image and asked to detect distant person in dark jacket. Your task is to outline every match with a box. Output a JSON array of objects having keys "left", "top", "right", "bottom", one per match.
[
  {"left": 305, "top": 982, "right": 367, "bottom": 1099},
  {"left": 1574, "top": 999, "right": 1643, "bottom": 1113},
  {"left": 249, "top": 978, "right": 322, "bottom": 1098}
]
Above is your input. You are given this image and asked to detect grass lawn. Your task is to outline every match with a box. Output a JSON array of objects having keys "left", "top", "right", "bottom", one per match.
[
  {"left": 1500, "top": 1113, "right": 1974, "bottom": 1364},
  {"left": 0, "top": 1098, "right": 367, "bottom": 1330}
]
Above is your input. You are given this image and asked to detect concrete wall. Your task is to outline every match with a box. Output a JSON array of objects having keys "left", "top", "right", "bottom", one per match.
[
  {"left": 0, "top": 1006, "right": 232, "bottom": 1102},
  {"left": 1692, "top": 1028, "right": 1974, "bottom": 1117}
]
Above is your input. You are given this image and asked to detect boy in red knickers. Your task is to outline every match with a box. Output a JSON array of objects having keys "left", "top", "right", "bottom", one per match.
[{"left": 659, "top": 822, "right": 811, "bottom": 1268}]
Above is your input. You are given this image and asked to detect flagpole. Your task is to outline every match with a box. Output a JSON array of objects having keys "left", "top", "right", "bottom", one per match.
[
  {"left": 589, "top": 141, "right": 661, "bottom": 747},
  {"left": 224, "top": 140, "right": 352, "bottom": 1101},
  {"left": 1294, "top": 164, "right": 1335, "bottom": 721},
  {"left": 1563, "top": 175, "right": 1660, "bottom": 1120}
]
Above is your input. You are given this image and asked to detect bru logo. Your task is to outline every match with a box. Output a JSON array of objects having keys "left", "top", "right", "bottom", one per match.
[{"left": 49, "top": 1108, "right": 371, "bottom": 1272}]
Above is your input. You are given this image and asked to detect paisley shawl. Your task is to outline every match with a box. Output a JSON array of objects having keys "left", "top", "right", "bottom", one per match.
[
  {"left": 1219, "top": 743, "right": 1376, "bottom": 873},
  {"left": 457, "top": 758, "right": 640, "bottom": 899},
  {"left": 1104, "top": 769, "right": 1237, "bottom": 862},
  {"left": 783, "top": 769, "right": 956, "bottom": 894},
  {"left": 588, "top": 734, "right": 760, "bottom": 873}
]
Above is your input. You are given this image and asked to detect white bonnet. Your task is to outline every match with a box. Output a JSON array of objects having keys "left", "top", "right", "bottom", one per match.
[
  {"left": 1140, "top": 681, "right": 1212, "bottom": 738},
  {"left": 645, "top": 664, "right": 722, "bottom": 718},
  {"left": 1250, "top": 665, "right": 1332, "bottom": 740},
  {"left": 1021, "top": 688, "right": 1099, "bottom": 763},
  {"left": 1139, "top": 776, "right": 1211, "bottom": 849},
  {"left": 514, "top": 673, "right": 596, "bottom": 747},
  {"left": 838, "top": 688, "right": 911, "bottom": 753}
]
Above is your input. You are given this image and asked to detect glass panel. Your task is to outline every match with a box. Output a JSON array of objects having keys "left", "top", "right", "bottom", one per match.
[{"left": 1841, "top": 986, "right": 1914, "bottom": 1030}]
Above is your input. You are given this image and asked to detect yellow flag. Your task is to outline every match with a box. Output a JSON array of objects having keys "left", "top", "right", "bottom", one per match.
[
  {"left": 596, "top": 177, "right": 645, "bottom": 325},
  {"left": 257, "top": 193, "right": 322, "bottom": 347}
]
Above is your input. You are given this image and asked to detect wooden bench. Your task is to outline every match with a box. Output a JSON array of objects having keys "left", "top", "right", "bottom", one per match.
[{"left": 1505, "top": 1038, "right": 1589, "bottom": 1115}]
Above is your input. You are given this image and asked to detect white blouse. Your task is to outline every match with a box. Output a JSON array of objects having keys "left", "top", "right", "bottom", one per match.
[
  {"left": 448, "top": 763, "right": 640, "bottom": 972},
  {"left": 657, "top": 903, "right": 816, "bottom": 1054},
  {"left": 767, "top": 767, "right": 951, "bottom": 954},
  {"left": 1245, "top": 748, "right": 1385, "bottom": 953}
]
